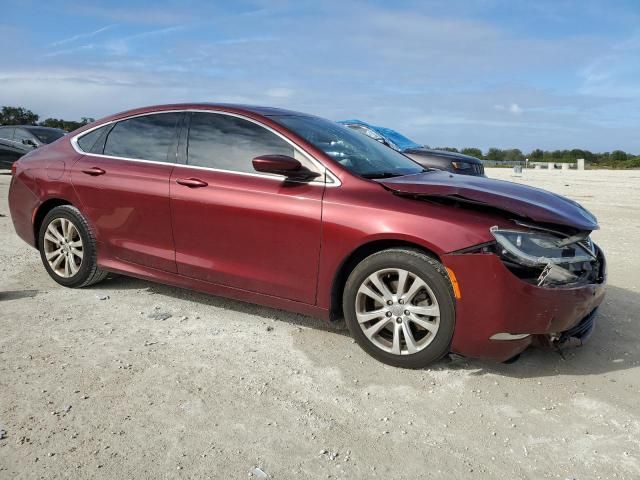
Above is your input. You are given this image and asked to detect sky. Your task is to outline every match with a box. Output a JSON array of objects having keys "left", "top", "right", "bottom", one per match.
[{"left": 1, "top": 0, "right": 639, "bottom": 152}]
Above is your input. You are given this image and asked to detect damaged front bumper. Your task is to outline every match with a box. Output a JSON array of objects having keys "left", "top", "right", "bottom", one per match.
[{"left": 443, "top": 249, "right": 606, "bottom": 362}]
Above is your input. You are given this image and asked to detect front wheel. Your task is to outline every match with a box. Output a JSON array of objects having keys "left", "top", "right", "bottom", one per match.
[
  {"left": 38, "top": 205, "right": 108, "bottom": 288},
  {"left": 343, "top": 249, "right": 456, "bottom": 369}
]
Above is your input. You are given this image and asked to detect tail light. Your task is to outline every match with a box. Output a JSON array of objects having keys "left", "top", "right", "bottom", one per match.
[{"left": 11, "top": 162, "right": 17, "bottom": 176}]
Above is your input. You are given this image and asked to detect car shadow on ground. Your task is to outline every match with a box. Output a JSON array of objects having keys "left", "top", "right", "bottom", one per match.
[
  {"left": 92, "top": 274, "right": 351, "bottom": 337},
  {"left": 0, "top": 289, "right": 39, "bottom": 301},
  {"left": 90, "top": 275, "right": 638, "bottom": 377}
]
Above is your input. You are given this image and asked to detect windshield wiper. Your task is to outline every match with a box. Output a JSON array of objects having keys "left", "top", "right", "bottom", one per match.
[{"left": 361, "top": 172, "right": 405, "bottom": 179}]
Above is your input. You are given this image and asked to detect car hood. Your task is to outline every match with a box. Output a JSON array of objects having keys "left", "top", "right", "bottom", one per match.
[
  {"left": 376, "top": 171, "right": 598, "bottom": 231},
  {"left": 402, "top": 148, "right": 483, "bottom": 164}
]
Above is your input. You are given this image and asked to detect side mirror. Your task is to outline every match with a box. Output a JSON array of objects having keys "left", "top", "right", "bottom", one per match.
[
  {"left": 252, "top": 155, "right": 320, "bottom": 181},
  {"left": 22, "top": 138, "right": 38, "bottom": 148}
]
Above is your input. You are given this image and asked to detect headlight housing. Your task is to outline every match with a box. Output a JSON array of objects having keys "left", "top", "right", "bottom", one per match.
[
  {"left": 451, "top": 161, "right": 473, "bottom": 171},
  {"left": 490, "top": 228, "right": 595, "bottom": 267},
  {"left": 490, "top": 227, "right": 600, "bottom": 287}
]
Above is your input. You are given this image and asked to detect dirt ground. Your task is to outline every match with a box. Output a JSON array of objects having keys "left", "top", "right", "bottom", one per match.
[{"left": 1, "top": 168, "right": 639, "bottom": 479}]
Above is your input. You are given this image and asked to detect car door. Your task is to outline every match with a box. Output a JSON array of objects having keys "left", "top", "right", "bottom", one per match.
[
  {"left": 169, "top": 111, "right": 325, "bottom": 304},
  {"left": 71, "top": 112, "right": 184, "bottom": 273},
  {"left": 0, "top": 127, "right": 28, "bottom": 167},
  {"left": 0, "top": 127, "right": 19, "bottom": 168}
]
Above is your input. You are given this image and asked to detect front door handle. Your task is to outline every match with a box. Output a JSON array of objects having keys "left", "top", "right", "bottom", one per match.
[
  {"left": 176, "top": 178, "right": 208, "bottom": 188},
  {"left": 81, "top": 167, "right": 106, "bottom": 176}
]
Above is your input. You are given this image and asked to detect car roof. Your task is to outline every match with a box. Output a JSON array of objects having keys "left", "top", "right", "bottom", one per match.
[
  {"left": 111, "top": 103, "right": 311, "bottom": 119},
  {"left": 0, "top": 125, "right": 64, "bottom": 132}
]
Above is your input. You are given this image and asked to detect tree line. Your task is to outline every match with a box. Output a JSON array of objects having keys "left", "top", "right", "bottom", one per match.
[
  {"left": 438, "top": 147, "right": 640, "bottom": 169},
  {"left": 3, "top": 105, "right": 638, "bottom": 168},
  {"left": 0, "top": 106, "right": 94, "bottom": 133}
]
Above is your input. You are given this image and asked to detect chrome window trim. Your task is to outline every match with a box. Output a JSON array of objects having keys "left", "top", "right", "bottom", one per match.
[
  {"left": 71, "top": 109, "right": 341, "bottom": 187},
  {"left": 1, "top": 138, "right": 24, "bottom": 147}
]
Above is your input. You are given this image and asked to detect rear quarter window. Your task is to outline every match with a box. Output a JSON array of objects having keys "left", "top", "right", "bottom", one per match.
[
  {"left": 77, "top": 125, "right": 110, "bottom": 153},
  {"left": 103, "top": 112, "right": 183, "bottom": 163}
]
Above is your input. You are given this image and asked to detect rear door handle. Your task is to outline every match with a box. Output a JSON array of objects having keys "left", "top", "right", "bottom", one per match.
[
  {"left": 176, "top": 178, "right": 208, "bottom": 188},
  {"left": 81, "top": 167, "right": 106, "bottom": 176}
]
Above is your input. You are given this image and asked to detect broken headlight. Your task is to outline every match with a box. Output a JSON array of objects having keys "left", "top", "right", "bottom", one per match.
[{"left": 490, "top": 227, "right": 598, "bottom": 287}]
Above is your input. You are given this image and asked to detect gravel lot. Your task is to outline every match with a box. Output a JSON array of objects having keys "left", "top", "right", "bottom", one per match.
[{"left": 1, "top": 168, "right": 639, "bottom": 479}]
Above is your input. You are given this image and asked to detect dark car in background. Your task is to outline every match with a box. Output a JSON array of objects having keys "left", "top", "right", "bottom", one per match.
[
  {"left": 0, "top": 125, "right": 66, "bottom": 169},
  {"left": 339, "top": 119, "right": 485, "bottom": 176}
]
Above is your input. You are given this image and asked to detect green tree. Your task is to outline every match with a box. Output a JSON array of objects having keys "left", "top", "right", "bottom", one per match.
[
  {"left": 594, "top": 152, "right": 609, "bottom": 165},
  {"left": 610, "top": 150, "right": 628, "bottom": 163},
  {"left": 39, "top": 117, "right": 93, "bottom": 132},
  {"left": 503, "top": 148, "right": 524, "bottom": 162},
  {"left": 624, "top": 156, "right": 640, "bottom": 168},
  {"left": 566, "top": 149, "right": 586, "bottom": 162},
  {"left": 528, "top": 149, "right": 544, "bottom": 161},
  {"left": 0, "top": 106, "right": 39, "bottom": 125},
  {"left": 485, "top": 148, "right": 505, "bottom": 161},
  {"left": 461, "top": 148, "right": 483, "bottom": 159},
  {"left": 543, "top": 150, "right": 564, "bottom": 162}
]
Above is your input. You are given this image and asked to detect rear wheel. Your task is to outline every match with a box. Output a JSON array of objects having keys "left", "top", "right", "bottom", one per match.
[
  {"left": 38, "top": 205, "right": 108, "bottom": 288},
  {"left": 343, "top": 249, "right": 455, "bottom": 368}
]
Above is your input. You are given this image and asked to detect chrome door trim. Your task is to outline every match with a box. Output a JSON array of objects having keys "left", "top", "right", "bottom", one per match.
[{"left": 70, "top": 109, "right": 341, "bottom": 187}]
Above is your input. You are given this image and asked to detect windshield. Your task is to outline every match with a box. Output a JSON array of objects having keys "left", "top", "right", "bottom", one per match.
[
  {"left": 275, "top": 116, "right": 425, "bottom": 178},
  {"left": 373, "top": 126, "right": 422, "bottom": 151},
  {"left": 28, "top": 127, "right": 65, "bottom": 144}
]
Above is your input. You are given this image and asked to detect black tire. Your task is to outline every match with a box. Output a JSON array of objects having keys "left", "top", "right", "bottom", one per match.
[
  {"left": 38, "top": 205, "right": 108, "bottom": 288},
  {"left": 342, "top": 248, "right": 455, "bottom": 369}
]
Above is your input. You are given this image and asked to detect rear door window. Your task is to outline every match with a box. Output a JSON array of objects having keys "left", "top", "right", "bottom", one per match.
[{"left": 103, "top": 112, "right": 183, "bottom": 163}]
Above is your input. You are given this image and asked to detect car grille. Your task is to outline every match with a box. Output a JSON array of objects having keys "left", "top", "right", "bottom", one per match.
[
  {"left": 472, "top": 163, "right": 485, "bottom": 175},
  {"left": 454, "top": 163, "right": 485, "bottom": 176}
]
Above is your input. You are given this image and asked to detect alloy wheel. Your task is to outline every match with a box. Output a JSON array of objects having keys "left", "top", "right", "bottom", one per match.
[
  {"left": 43, "top": 217, "right": 84, "bottom": 278},
  {"left": 355, "top": 268, "right": 440, "bottom": 355}
]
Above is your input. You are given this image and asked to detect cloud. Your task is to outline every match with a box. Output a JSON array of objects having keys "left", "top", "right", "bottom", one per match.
[
  {"left": 3, "top": 1, "right": 640, "bottom": 152},
  {"left": 44, "top": 44, "right": 97, "bottom": 58},
  {"left": 579, "top": 30, "right": 640, "bottom": 98},
  {"left": 50, "top": 25, "right": 117, "bottom": 47},
  {"left": 71, "top": 5, "right": 193, "bottom": 25},
  {"left": 509, "top": 104, "right": 523, "bottom": 115},
  {"left": 120, "top": 25, "right": 184, "bottom": 41},
  {"left": 45, "top": 25, "right": 184, "bottom": 58},
  {"left": 494, "top": 103, "right": 523, "bottom": 115},
  {"left": 266, "top": 88, "right": 294, "bottom": 99}
]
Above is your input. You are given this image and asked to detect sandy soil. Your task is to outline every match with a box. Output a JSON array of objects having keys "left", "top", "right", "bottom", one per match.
[{"left": 1, "top": 168, "right": 639, "bottom": 479}]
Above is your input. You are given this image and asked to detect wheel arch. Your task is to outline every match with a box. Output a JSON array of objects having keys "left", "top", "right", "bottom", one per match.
[
  {"left": 329, "top": 239, "right": 441, "bottom": 322},
  {"left": 33, "top": 198, "right": 73, "bottom": 248}
]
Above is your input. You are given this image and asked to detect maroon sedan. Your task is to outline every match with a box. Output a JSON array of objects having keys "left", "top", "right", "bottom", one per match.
[{"left": 8, "top": 104, "right": 606, "bottom": 368}]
